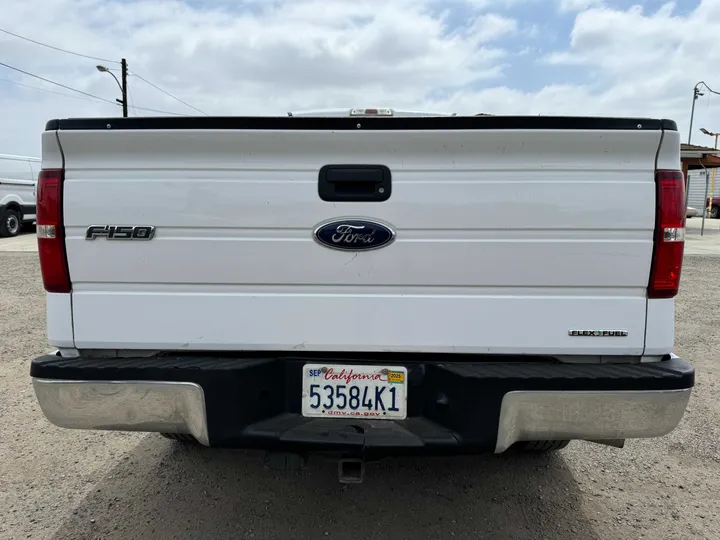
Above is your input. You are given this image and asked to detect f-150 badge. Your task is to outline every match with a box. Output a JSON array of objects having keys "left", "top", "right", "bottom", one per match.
[
  {"left": 85, "top": 225, "right": 155, "bottom": 240},
  {"left": 313, "top": 218, "right": 395, "bottom": 251}
]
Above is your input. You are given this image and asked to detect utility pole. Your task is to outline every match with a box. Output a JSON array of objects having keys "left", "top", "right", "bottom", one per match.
[
  {"left": 688, "top": 81, "right": 720, "bottom": 145},
  {"left": 688, "top": 85, "right": 703, "bottom": 144},
  {"left": 96, "top": 60, "right": 128, "bottom": 117},
  {"left": 120, "top": 58, "right": 128, "bottom": 118}
]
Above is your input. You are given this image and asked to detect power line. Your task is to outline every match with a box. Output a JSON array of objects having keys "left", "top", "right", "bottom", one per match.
[
  {"left": 128, "top": 104, "right": 188, "bottom": 116},
  {"left": 127, "top": 85, "right": 138, "bottom": 116},
  {"left": 131, "top": 71, "right": 208, "bottom": 115},
  {"left": 0, "top": 27, "right": 204, "bottom": 115},
  {"left": 0, "top": 75, "right": 118, "bottom": 105},
  {"left": 0, "top": 61, "right": 187, "bottom": 116},
  {"left": 0, "top": 61, "right": 117, "bottom": 105},
  {"left": 0, "top": 27, "right": 119, "bottom": 64}
]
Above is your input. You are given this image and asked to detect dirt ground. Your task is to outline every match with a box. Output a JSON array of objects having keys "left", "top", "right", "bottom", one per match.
[{"left": 0, "top": 252, "right": 718, "bottom": 540}]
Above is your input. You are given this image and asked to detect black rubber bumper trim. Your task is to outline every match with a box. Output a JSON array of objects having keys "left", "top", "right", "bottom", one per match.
[{"left": 31, "top": 354, "right": 694, "bottom": 456}]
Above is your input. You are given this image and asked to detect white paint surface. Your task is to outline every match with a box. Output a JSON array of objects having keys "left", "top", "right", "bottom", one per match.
[{"left": 46, "top": 124, "right": 685, "bottom": 355}]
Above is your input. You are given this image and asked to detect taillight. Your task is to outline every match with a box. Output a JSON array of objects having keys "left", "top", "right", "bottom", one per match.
[
  {"left": 648, "top": 170, "right": 685, "bottom": 299},
  {"left": 36, "top": 168, "right": 71, "bottom": 293}
]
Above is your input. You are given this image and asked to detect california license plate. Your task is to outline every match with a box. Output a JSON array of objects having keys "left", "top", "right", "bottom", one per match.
[{"left": 301, "top": 364, "right": 408, "bottom": 420}]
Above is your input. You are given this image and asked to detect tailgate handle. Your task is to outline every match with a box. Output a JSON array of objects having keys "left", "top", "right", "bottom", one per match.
[{"left": 319, "top": 165, "right": 391, "bottom": 202}]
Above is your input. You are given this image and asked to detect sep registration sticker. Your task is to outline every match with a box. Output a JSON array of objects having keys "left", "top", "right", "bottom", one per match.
[{"left": 301, "top": 364, "right": 408, "bottom": 420}]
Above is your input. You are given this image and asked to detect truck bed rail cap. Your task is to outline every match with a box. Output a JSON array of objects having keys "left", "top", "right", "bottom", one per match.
[{"left": 44, "top": 116, "right": 678, "bottom": 132}]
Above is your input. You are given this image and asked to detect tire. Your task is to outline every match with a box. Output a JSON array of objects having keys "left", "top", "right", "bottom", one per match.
[
  {"left": 711, "top": 205, "right": 720, "bottom": 219},
  {"left": 0, "top": 208, "right": 22, "bottom": 237},
  {"left": 517, "top": 440, "right": 571, "bottom": 452},
  {"left": 160, "top": 433, "right": 198, "bottom": 443}
]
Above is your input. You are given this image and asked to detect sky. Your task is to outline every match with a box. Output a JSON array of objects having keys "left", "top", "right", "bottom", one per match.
[{"left": 1, "top": 0, "right": 720, "bottom": 160}]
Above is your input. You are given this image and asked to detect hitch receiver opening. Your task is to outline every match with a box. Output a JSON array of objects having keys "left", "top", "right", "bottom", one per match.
[{"left": 338, "top": 459, "right": 365, "bottom": 484}]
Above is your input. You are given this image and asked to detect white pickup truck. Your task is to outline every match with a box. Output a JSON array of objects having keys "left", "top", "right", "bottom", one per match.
[{"left": 31, "top": 111, "right": 694, "bottom": 478}]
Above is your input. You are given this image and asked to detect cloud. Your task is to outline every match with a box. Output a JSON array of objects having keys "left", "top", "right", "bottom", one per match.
[
  {"left": 538, "top": 2, "right": 720, "bottom": 128},
  {"left": 0, "top": 0, "right": 522, "bottom": 155},
  {"left": 1, "top": 0, "right": 719, "bottom": 157},
  {"left": 558, "top": 0, "right": 604, "bottom": 12},
  {"left": 463, "top": 0, "right": 535, "bottom": 7},
  {"left": 468, "top": 13, "right": 518, "bottom": 42}
]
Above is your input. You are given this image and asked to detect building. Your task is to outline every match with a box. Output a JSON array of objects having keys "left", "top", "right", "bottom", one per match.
[{"left": 681, "top": 144, "right": 720, "bottom": 217}]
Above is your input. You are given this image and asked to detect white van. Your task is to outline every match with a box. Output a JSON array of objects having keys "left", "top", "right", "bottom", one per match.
[{"left": 0, "top": 154, "right": 40, "bottom": 237}]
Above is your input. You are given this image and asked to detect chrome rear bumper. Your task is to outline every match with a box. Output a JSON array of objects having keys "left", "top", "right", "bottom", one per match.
[
  {"left": 32, "top": 377, "right": 691, "bottom": 453},
  {"left": 494, "top": 388, "right": 692, "bottom": 452},
  {"left": 32, "top": 379, "right": 210, "bottom": 446}
]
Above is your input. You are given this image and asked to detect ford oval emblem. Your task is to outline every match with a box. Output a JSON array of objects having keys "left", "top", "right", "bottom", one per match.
[{"left": 313, "top": 218, "right": 396, "bottom": 251}]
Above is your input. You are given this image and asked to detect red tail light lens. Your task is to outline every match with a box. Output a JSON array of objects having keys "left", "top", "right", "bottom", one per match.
[
  {"left": 648, "top": 170, "right": 685, "bottom": 299},
  {"left": 36, "top": 168, "right": 71, "bottom": 293}
]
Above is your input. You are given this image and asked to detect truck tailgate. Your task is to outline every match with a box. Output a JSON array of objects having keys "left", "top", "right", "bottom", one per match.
[{"left": 56, "top": 121, "right": 663, "bottom": 355}]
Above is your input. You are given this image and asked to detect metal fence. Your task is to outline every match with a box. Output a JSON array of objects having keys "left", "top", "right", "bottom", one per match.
[{"left": 687, "top": 170, "right": 720, "bottom": 213}]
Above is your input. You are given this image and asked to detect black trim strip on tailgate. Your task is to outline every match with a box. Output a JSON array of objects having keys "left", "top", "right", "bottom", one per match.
[{"left": 45, "top": 116, "right": 678, "bottom": 132}]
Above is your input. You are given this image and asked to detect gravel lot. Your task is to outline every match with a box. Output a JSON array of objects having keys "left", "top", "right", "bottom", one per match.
[{"left": 1, "top": 252, "right": 719, "bottom": 540}]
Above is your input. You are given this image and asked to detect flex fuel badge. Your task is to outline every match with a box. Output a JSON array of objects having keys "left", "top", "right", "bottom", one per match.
[{"left": 569, "top": 330, "right": 629, "bottom": 337}]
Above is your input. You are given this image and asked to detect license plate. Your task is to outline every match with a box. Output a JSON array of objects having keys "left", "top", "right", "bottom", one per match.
[{"left": 301, "top": 364, "right": 408, "bottom": 420}]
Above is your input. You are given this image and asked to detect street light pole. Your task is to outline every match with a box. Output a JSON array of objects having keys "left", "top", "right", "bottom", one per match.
[{"left": 96, "top": 59, "right": 128, "bottom": 117}]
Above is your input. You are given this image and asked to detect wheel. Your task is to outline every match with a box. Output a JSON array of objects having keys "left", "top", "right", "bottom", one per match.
[
  {"left": 160, "top": 433, "right": 198, "bottom": 443},
  {"left": 0, "top": 208, "right": 21, "bottom": 237},
  {"left": 711, "top": 205, "right": 720, "bottom": 219},
  {"left": 516, "top": 440, "right": 571, "bottom": 452}
]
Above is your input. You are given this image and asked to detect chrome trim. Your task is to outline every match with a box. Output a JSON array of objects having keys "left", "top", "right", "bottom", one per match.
[
  {"left": 495, "top": 388, "right": 692, "bottom": 453},
  {"left": 32, "top": 379, "right": 209, "bottom": 446}
]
